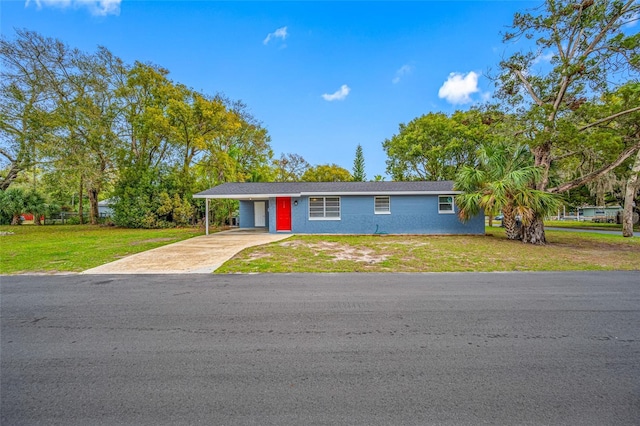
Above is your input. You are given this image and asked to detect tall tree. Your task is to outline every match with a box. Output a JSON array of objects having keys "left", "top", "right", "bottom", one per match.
[
  {"left": 301, "top": 164, "right": 352, "bottom": 182},
  {"left": 46, "top": 47, "right": 123, "bottom": 224},
  {"left": 273, "top": 153, "right": 309, "bottom": 182},
  {"left": 352, "top": 144, "right": 366, "bottom": 181},
  {"left": 623, "top": 149, "right": 640, "bottom": 237},
  {"left": 116, "top": 61, "right": 176, "bottom": 170},
  {"left": 110, "top": 61, "right": 178, "bottom": 228},
  {"left": 566, "top": 83, "right": 640, "bottom": 236},
  {"left": 383, "top": 110, "right": 488, "bottom": 181},
  {"left": 1, "top": 31, "right": 124, "bottom": 224},
  {"left": 0, "top": 30, "right": 60, "bottom": 191},
  {"left": 197, "top": 98, "right": 272, "bottom": 186},
  {"left": 497, "top": 0, "right": 640, "bottom": 244},
  {"left": 167, "top": 87, "right": 238, "bottom": 193}
]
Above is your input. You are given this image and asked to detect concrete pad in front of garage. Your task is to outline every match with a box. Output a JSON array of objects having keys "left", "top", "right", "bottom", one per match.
[{"left": 82, "top": 229, "right": 291, "bottom": 274}]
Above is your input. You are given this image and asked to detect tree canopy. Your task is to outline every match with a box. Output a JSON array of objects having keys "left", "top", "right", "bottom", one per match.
[
  {"left": 0, "top": 30, "right": 275, "bottom": 227},
  {"left": 301, "top": 164, "right": 353, "bottom": 182},
  {"left": 383, "top": 110, "right": 491, "bottom": 181}
]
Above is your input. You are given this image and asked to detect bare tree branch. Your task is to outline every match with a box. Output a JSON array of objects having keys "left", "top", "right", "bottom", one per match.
[
  {"left": 0, "top": 164, "right": 22, "bottom": 190},
  {"left": 548, "top": 142, "right": 640, "bottom": 193},
  {"left": 0, "top": 147, "right": 17, "bottom": 163},
  {"left": 579, "top": 106, "right": 640, "bottom": 131},
  {"left": 512, "top": 68, "right": 545, "bottom": 107},
  {"left": 551, "top": 150, "right": 580, "bottom": 162}
]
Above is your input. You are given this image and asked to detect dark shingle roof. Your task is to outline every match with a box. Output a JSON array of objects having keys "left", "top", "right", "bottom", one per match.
[{"left": 194, "top": 181, "right": 457, "bottom": 198}]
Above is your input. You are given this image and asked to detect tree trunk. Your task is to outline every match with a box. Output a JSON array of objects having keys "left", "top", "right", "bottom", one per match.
[
  {"left": 78, "top": 177, "right": 85, "bottom": 225},
  {"left": 11, "top": 213, "right": 21, "bottom": 225},
  {"left": 533, "top": 142, "right": 552, "bottom": 191},
  {"left": 522, "top": 215, "right": 546, "bottom": 245},
  {"left": 34, "top": 213, "right": 42, "bottom": 225},
  {"left": 0, "top": 164, "right": 22, "bottom": 191},
  {"left": 502, "top": 206, "right": 521, "bottom": 240},
  {"left": 522, "top": 142, "right": 553, "bottom": 245},
  {"left": 622, "top": 148, "right": 640, "bottom": 237},
  {"left": 88, "top": 188, "right": 99, "bottom": 225}
]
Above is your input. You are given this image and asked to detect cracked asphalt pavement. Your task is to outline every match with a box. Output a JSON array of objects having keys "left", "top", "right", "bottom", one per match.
[{"left": 1, "top": 272, "right": 639, "bottom": 425}]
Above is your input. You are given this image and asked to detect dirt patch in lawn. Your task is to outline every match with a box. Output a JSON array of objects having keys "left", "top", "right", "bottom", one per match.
[
  {"left": 246, "top": 252, "right": 273, "bottom": 261},
  {"left": 281, "top": 240, "right": 388, "bottom": 264}
]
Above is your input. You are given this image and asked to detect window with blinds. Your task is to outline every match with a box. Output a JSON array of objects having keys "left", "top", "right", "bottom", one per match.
[
  {"left": 374, "top": 196, "right": 390, "bottom": 214},
  {"left": 309, "top": 197, "right": 341, "bottom": 220},
  {"left": 438, "top": 195, "right": 454, "bottom": 213}
]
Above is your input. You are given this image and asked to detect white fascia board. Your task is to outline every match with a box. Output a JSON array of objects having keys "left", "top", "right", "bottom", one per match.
[
  {"left": 300, "top": 191, "right": 462, "bottom": 196},
  {"left": 193, "top": 191, "right": 461, "bottom": 199},
  {"left": 193, "top": 193, "right": 301, "bottom": 199}
]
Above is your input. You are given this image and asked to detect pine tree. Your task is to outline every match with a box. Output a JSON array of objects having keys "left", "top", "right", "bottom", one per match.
[{"left": 352, "top": 144, "right": 366, "bottom": 182}]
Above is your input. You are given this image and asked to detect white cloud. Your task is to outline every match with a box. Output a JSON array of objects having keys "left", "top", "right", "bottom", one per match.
[
  {"left": 392, "top": 64, "right": 413, "bottom": 84},
  {"left": 25, "top": 0, "right": 121, "bottom": 16},
  {"left": 437, "top": 71, "right": 480, "bottom": 105},
  {"left": 322, "top": 84, "right": 351, "bottom": 101},
  {"left": 263, "top": 26, "right": 288, "bottom": 45}
]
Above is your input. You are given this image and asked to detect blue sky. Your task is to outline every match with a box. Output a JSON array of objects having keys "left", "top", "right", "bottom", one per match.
[{"left": 2, "top": 0, "right": 540, "bottom": 179}]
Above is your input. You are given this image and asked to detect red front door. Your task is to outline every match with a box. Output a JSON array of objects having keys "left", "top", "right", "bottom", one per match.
[{"left": 276, "top": 197, "right": 292, "bottom": 231}]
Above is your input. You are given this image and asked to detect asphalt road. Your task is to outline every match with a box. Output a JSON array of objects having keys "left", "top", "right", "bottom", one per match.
[{"left": 2, "top": 272, "right": 639, "bottom": 425}]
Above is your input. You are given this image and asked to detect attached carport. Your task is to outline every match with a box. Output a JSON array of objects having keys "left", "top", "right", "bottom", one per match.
[
  {"left": 194, "top": 194, "right": 273, "bottom": 236},
  {"left": 194, "top": 184, "right": 302, "bottom": 235}
]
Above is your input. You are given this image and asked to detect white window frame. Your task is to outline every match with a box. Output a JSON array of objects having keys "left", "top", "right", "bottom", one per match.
[
  {"left": 438, "top": 195, "right": 455, "bottom": 214},
  {"left": 374, "top": 196, "right": 391, "bottom": 214},
  {"left": 308, "top": 196, "right": 341, "bottom": 220}
]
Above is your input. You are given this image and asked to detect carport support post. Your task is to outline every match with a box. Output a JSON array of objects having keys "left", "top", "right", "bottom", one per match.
[{"left": 205, "top": 198, "right": 209, "bottom": 236}]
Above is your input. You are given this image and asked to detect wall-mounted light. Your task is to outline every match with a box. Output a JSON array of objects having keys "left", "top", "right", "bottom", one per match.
[{"left": 294, "top": 200, "right": 298, "bottom": 206}]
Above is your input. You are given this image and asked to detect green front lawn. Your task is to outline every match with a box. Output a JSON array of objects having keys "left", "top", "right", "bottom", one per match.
[
  {"left": 544, "top": 219, "right": 639, "bottom": 231},
  {"left": 0, "top": 225, "right": 203, "bottom": 274},
  {"left": 216, "top": 229, "right": 640, "bottom": 273},
  {"left": 2, "top": 224, "right": 639, "bottom": 275},
  {"left": 486, "top": 219, "right": 639, "bottom": 231}
]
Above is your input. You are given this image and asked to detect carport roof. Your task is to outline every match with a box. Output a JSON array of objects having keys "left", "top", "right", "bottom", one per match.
[{"left": 193, "top": 181, "right": 459, "bottom": 199}]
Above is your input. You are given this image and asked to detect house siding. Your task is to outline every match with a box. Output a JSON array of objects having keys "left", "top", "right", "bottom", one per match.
[
  {"left": 239, "top": 200, "right": 269, "bottom": 228},
  {"left": 579, "top": 207, "right": 621, "bottom": 217},
  {"left": 239, "top": 201, "right": 255, "bottom": 228},
  {"left": 267, "top": 195, "right": 484, "bottom": 235}
]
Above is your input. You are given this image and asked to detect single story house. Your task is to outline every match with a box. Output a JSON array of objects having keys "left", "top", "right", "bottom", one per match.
[
  {"left": 193, "top": 181, "right": 484, "bottom": 235},
  {"left": 98, "top": 198, "right": 115, "bottom": 218},
  {"left": 577, "top": 205, "right": 622, "bottom": 222}
]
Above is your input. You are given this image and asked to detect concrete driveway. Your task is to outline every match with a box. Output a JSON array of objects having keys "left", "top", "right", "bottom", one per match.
[{"left": 82, "top": 229, "right": 291, "bottom": 274}]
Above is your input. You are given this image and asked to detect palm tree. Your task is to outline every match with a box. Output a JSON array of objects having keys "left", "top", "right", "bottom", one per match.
[
  {"left": 455, "top": 142, "right": 560, "bottom": 242},
  {"left": 24, "top": 190, "right": 47, "bottom": 225},
  {"left": 0, "top": 188, "right": 27, "bottom": 225}
]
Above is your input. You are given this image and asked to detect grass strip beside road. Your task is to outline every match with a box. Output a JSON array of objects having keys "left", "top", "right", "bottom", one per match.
[
  {"left": 216, "top": 229, "right": 640, "bottom": 273},
  {"left": 544, "top": 220, "right": 639, "bottom": 231},
  {"left": 0, "top": 225, "right": 202, "bottom": 274}
]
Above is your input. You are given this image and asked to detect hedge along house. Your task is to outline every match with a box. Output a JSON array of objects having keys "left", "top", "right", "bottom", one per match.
[{"left": 193, "top": 181, "right": 485, "bottom": 235}]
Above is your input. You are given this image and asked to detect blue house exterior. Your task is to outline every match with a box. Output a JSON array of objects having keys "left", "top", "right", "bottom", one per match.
[
  {"left": 194, "top": 181, "right": 484, "bottom": 235},
  {"left": 238, "top": 200, "right": 270, "bottom": 228}
]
